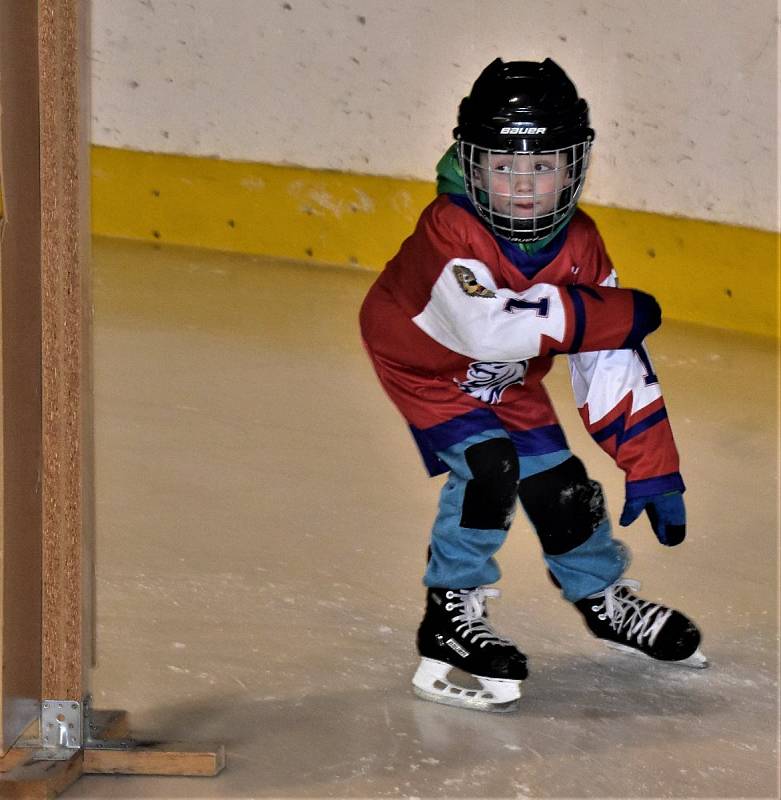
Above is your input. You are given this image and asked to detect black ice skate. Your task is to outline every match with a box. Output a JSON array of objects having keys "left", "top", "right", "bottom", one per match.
[
  {"left": 575, "top": 579, "right": 708, "bottom": 668},
  {"left": 412, "top": 587, "right": 528, "bottom": 712}
]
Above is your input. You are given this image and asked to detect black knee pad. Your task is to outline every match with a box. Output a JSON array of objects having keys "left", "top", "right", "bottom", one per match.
[
  {"left": 460, "top": 438, "right": 520, "bottom": 530},
  {"left": 518, "top": 456, "right": 606, "bottom": 555}
]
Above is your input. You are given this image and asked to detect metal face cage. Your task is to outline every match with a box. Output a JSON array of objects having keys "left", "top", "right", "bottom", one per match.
[{"left": 457, "top": 140, "right": 592, "bottom": 243}]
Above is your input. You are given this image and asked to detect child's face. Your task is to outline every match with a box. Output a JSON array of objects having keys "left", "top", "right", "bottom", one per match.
[{"left": 473, "top": 151, "right": 571, "bottom": 219}]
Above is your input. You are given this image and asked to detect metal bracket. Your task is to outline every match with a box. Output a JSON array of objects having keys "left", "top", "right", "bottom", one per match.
[
  {"left": 29, "top": 699, "right": 83, "bottom": 761},
  {"left": 41, "top": 699, "right": 82, "bottom": 749},
  {"left": 84, "top": 737, "right": 140, "bottom": 751},
  {"left": 79, "top": 693, "right": 129, "bottom": 749},
  {"left": 81, "top": 694, "right": 145, "bottom": 751},
  {"left": 29, "top": 695, "right": 148, "bottom": 761}
]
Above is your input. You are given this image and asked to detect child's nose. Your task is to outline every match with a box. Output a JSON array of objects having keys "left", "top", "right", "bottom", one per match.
[{"left": 513, "top": 169, "right": 534, "bottom": 192}]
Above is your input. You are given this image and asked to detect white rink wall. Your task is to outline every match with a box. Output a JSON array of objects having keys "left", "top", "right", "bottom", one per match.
[{"left": 91, "top": 0, "right": 778, "bottom": 231}]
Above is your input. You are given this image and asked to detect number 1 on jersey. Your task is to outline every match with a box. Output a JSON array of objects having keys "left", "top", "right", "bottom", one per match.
[
  {"left": 503, "top": 297, "right": 550, "bottom": 316},
  {"left": 634, "top": 345, "right": 659, "bottom": 386}
]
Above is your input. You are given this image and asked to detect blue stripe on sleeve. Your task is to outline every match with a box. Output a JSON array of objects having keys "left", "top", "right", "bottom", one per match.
[
  {"left": 626, "top": 473, "right": 686, "bottom": 499},
  {"left": 592, "top": 406, "right": 668, "bottom": 448},
  {"left": 565, "top": 285, "right": 587, "bottom": 354}
]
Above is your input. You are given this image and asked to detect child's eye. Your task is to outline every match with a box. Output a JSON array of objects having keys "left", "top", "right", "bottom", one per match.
[
  {"left": 534, "top": 162, "right": 555, "bottom": 172},
  {"left": 491, "top": 163, "right": 513, "bottom": 173}
]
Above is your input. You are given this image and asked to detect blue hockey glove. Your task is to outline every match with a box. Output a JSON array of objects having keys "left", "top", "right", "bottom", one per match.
[{"left": 619, "top": 491, "right": 686, "bottom": 546}]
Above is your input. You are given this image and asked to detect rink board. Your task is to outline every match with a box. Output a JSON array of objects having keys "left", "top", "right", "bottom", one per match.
[{"left": 90, "top": 146, "right": 778, "bottom": 338}]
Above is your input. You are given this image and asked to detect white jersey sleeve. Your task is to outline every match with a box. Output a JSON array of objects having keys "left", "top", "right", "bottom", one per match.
[
  {"left": 568, "top": 269, "right": 661, "bottom": 421},
  {"left": 411, "top": 257, "right": 654, "bottom": 364},
  {"left": 412, "top": 258, "right": 566, "bottom": 361},
  {"left": 567, "top": 269, "right": 683, "bottom": 491}
]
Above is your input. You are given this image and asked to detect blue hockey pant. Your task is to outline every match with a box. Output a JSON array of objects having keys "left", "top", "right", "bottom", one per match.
[{"left": 423, "top": 430, "right": 629, "bottom": 602}]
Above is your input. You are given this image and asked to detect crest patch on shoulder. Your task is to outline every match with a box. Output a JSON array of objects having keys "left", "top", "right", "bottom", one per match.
[{"left": 453, "top": 264, "right": 495, "bottom": 298}]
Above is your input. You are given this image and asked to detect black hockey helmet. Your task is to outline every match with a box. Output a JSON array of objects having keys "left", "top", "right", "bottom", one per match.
[
  {"left": 454, "top": 58, "right": 594, "bottom": 152},
  {"left": 454, "top": 58, "right": 595, "bottom": 243}
]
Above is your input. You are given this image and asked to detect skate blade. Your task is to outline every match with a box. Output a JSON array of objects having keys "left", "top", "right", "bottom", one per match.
[
  {"left": 412, "top": 657, "right": 522, "bottom": 713},
  {"left": 412, "top": 684, "right": 521, "bottom": 713},
  {"left": 605, "top": 641, "right": 709, "bottom": 669}
]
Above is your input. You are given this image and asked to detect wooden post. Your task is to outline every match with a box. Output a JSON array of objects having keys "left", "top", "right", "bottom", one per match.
[
  {"left": 0, "top": 3, "right": 224, "bottom": 796},
  {"left": 0, "top": 0, "right": 44, "bottom": 756},
  {"left": 39, "top": 0, "right": 95, "bottom": 706}
]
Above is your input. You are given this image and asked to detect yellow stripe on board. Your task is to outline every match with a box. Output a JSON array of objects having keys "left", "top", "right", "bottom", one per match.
[
  {"left": 91, "top": 145, "right": 435, "bottom": 274},
  {"left": 92, "top": 146, "right": 779, "bottom": 337},
  {"left": 581, "top": 204, "right": 779, "bottom": 339}
]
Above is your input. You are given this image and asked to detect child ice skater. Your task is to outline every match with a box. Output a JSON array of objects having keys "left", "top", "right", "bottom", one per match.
[{"left": 359, "top": 58, "right": 706, "bottom": 713}]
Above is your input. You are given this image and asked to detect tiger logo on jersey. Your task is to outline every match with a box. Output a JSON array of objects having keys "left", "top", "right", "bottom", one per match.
[
  {"left": 453, "top": 264, "right": 496, "bottom": 298},
  {"left": 455, "top": 360, "right": 528, "bottom": 404}
]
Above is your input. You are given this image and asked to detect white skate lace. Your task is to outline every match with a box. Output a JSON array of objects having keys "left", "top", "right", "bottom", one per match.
[
  {"left": 591, "top": 579, "right": 671, "bottom": 646},
  {"left": 445, "top": 588, "right": 515, "bottom": 649}
]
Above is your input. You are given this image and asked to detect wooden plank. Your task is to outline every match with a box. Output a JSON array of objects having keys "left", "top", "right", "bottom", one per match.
[
  {"left": 0, "top": 752, "right": 82, "bottom": 800},
  {"left": 83, "top": 742, "right": 226, "bottom": 777},
  {"left": 38, "top": 0, "right": 94, "bottom": 701},
  {"left": 0, "top": 749, "right": 33, "bottom": 776},
  {"left": 0, "top": 0, "right": 43, "bottom": 755}
]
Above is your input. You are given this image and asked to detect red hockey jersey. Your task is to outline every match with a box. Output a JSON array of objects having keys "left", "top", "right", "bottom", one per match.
[{"left": 360, "top": 194, "right": 683, "bottom": 499}]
